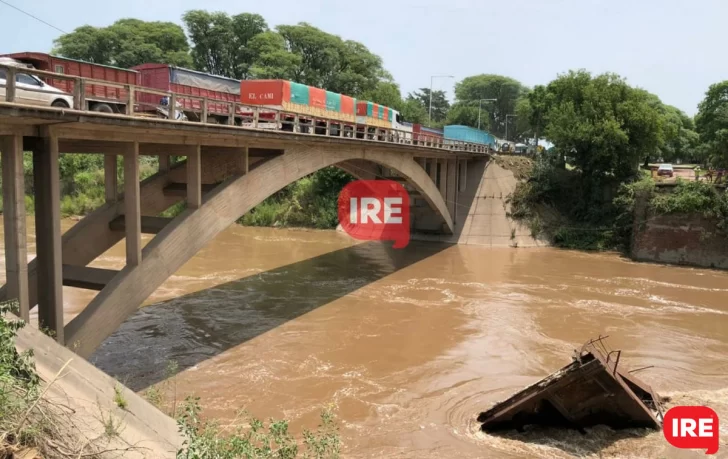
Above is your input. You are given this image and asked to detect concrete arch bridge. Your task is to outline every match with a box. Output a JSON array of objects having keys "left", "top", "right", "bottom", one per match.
[{"left": 0, "top": 103, "right": 490, "bottom": 357}]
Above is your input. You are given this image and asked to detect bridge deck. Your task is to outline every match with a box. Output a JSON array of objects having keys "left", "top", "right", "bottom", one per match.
[{"left": 0, "top": 103, "right": 487, "bottom": 159}]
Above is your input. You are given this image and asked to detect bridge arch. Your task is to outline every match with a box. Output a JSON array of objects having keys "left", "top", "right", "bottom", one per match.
[{"left": 64, "top": 145, "right": 453, "bottom": 356}]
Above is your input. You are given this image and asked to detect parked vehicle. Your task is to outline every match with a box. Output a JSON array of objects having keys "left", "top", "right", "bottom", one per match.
[
  {"left": 0, "top": 57, "right": 74, "bottom": 108},
  {"left": 444, "top": 125, "right": 495, "bottom": 148},
  {"left": 657, "top": 163, "right": 674, "bottom": 177},
  {"left": 1, "top": 52, "right": 137, "bottom": 113}
]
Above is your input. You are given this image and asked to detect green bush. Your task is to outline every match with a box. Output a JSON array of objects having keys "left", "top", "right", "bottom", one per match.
[{"left": 177, "top": 397, "right": 341, "bottom": 459}]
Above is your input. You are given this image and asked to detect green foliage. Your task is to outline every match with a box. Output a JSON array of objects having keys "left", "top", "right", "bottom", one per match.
[
  {"left": 0, "top": 300, "right": 38, "bottom": 387},
  {"left": 113, "top": 384, "right": 128, "bottom": 410},
  {"left": 241, "top": 167, "right": 353, "bottom": 229},
  {"left": 542, "top": 70, "right": 662, "bottom": 184},
  {"left": 451, "top": 74, "right": 529, "bottom": 138},
  {"left": 406, "top": 89, "right": 450, "bottom": 124},
  {"left": 53, "top": 19, "right": 193, "bottom": 68},
  {"left": 183, "top": 11, "right": 269, "bottom": 79},
  {"left": 650, "top": 180, "right": 728, "bottom": 229},
  {"left": 177, "top": 397, "right": 340, "bottom": 459},
  {"left": 695, "top": 80, "right": 728, "bottom": 167}
]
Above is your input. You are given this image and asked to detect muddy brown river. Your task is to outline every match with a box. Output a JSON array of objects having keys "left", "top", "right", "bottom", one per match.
[{"left": 7, "top": 218, "right": 728, "bottom": 458}]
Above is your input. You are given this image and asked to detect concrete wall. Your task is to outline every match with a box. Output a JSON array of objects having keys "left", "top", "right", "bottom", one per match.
[
  {"left": 631, "top": 212, "right": 728, "bottom": 270},
  {"left": 412, "top": 160, "right": 543, "bottom": 248}
]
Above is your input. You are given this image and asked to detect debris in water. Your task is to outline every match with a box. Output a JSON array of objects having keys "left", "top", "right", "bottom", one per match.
[{"left": 477, "top": 336, "right": 664, "bottom": 433}]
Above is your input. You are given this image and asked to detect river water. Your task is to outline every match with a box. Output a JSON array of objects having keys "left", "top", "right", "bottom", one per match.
[{"left": 9, "top": 218, "right": 728, "bottom": 458}]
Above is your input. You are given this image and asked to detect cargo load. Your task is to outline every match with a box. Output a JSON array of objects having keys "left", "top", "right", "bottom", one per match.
[
  {"left": 133, "top": 64, "right": 240, "bottom": 118},
  {"left": 240, "top": 80, "right": 355, "bottom": 123},
  {"left": 444, "top": 125, "right": 495, "bottom": 147},
  {"left": 356, "top": 101, "right": 393, "bottom": 129}
]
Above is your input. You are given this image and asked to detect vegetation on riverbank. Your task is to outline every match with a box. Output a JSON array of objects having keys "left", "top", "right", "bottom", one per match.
[
  {"left": 506, "top": 69, "right": 728, "bottom": 252},
  {"left": 0, "top": 302, "right": 341, "bottom": 458},
  {"left": 0, "top": 300, "right": 115, "bottom": 457}
]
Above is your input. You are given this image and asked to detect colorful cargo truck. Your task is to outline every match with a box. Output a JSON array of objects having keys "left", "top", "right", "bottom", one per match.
[
  {"left": 240, "top": 79, "right": 356, "bottom": 134},
  {"left": 241, "top": 79, "right": 411, "bottom": 138}
]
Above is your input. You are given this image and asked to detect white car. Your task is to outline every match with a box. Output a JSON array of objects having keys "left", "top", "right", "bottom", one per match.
[{"left": 0, "top": 58, "right": 74, "bottom": 108}]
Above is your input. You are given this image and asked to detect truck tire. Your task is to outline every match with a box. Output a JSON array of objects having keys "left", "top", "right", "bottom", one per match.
[
  {"left": 51, "top": 99, "right": 69, "bottom": 108},
  {"left": 91, "top": 103, "right": 114, "bottom": 113}
]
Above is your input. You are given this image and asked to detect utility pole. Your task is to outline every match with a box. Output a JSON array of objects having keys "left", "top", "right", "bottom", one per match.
[
  {"left": 478, "top": 98, "right": 497, "bottom": 130},
  {"left": 429, "top": 75, "right": 454, "bottom": 124}
]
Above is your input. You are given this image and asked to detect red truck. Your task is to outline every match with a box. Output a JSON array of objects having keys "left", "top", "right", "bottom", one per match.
[
  {"left": 133, "top": 63, "right": 242, "bottom": 124},
  {"left": 1, "top": 52, "right": 138, "bottom": 113}
]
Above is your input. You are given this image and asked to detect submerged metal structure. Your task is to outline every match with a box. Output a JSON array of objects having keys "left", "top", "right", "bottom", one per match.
[{"left": 478, "top": 337, "right": 664, "bottom": 432}]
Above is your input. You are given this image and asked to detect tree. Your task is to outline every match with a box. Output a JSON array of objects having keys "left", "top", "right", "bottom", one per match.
[
  {"left": 452, "top": 74, "right": 529, "bottom": 138},
  {"left": 364, "top": 81, "right": 404, "bottom": 111},
  {"left": 444, "top": 103, "right": 479, "bottom": 128},
  {"left": 542, "top": 70, "right": 661, "bottom": 183},
  {"left": 407, "top": 88, "right": 450, "bottom": 123},
  {"left": 275, "top": 23, "right": 388, "bottom": 98},
  {"left": 182, "top": 11, "right": 268, "bottom": 79},
  {"left": 53, "top": 19, "right": 192, "bottom": 68},
  {"left": 401, "top": 98, "right": 428, "bottom": 124},
  {"left": 695, "top": 81, "right": 728, "bottom": 167},
  {"left": 248, "top": 31, "right": 301, "bottom": 80}
]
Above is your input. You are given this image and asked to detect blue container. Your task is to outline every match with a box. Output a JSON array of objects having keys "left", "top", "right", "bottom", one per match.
[{"left": 444, "top": 125, "right": 495, "bottom": 146}]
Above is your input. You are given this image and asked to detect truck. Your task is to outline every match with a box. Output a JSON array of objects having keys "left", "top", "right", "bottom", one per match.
[
  {"left": 403, "top": 123, "right": 443, "bottom": 144},
  {"left": 241, "top": 79, "right": 357, "bottom": 135},
  {"left": 1, "top": 52, "right": 138, "bottom": 113},
  {"left": 444, "top": 125, "right": 495, "bottom": 147},
  {"left": 133, "top": 63, "right": 241, "bottom": 123}
]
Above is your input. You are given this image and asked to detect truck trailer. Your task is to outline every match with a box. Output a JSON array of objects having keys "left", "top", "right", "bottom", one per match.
[{"left": 1, "top": 52, "right": 138, "bottom": 113}]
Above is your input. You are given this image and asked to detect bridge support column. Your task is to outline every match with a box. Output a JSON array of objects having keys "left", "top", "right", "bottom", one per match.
[
  {"left": 124, "top": 142, "right": 141, "bottom": 266},
  {"left": 447, "top": 159, "right": 457, "bottom": 224},
  {"left": 158, "top": 154, "right": 170, "bottom": 173},
  {"left": 104, "top": 154, "right": 117, "bottom": 202},
  {"left": 428, "top": 158, "right": 437, "bottom": 186},
  {"left": 33, "top": 130, "right": 64, "bottom": 343},
  {"left": 438, "top": 159, "right": 448, "bottom": 203},
  {"left": 0, "top": 134, "right": 29, "bottom": 321},
  {"left": 458, "top": 159, "right": 467, "bottom": 191},
  {"left": 187, "top": 145, "right": 201, "bottom": 209}
]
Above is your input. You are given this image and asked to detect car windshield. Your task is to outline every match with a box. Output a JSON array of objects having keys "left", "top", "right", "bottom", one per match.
[{"left": 658, "top": 164, "right": 672, "bottom": 170}]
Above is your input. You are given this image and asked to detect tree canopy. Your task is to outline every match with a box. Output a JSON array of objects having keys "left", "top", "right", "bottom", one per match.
[
  {"left": 52, "top": 19, "right": 192, "bottom": 68},
  {"left": 695, "top": 81, "right": 728, "bottom": 167},
  {"left": 405, "top": 88, "right": 450, "bottom": 124},
  {"left": 449, "top": 74, "right": 530, "bottom": 138},
  {"left": 540, "top": 70, "right": 662, "bottom": 182}
]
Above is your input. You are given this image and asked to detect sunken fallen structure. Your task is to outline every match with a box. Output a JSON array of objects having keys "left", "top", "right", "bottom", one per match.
[{"left": 478, "top": 336, "right": 664, "bottom": 433}]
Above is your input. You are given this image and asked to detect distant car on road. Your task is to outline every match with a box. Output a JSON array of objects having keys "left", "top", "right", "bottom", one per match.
[
  {"left": 657, "top": 164, "right": 674, "bottom": 178},
  {"left": 0, "top": 57, "right": 74, "bottom": 108}
]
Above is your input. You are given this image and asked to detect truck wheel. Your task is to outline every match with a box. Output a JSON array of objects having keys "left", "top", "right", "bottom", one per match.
[
  {"left": 51, "top": 100, "right": 69, "bottom": 108},
  {"left": 91, "top": 103, "right": 114, "bottom": 113}
]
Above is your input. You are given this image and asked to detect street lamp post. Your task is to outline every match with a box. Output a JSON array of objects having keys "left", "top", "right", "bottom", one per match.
[
  {"left": 505, "top": 114, "right": 517, "bottom": 141},
  {"left": 478, "top": 98, "right": 497, "bottom": 130},
  {"left": 429, "top": 75, "right": 454, "bottom": 123}
]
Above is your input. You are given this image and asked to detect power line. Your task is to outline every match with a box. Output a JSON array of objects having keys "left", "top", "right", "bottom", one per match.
[{"left": 0, "top": 0, "right": 67, "bottom": 34}]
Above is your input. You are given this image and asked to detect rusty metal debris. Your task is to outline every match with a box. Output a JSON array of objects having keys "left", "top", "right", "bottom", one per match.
[{"left": 478, "top": 336, "right": 664, "bottom": 433}]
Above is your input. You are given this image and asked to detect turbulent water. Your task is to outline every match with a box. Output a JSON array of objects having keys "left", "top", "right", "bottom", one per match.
[{"left": 7, "top": 219, "right": 728, "bottom": 458}]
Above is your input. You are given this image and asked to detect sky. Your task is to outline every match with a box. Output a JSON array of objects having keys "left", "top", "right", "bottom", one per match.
[{"left": 1, "top": 0, "right": 725, "bottom": 116}]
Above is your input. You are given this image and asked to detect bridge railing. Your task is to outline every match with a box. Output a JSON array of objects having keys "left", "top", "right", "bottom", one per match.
[{"left": 0, "top": 63, "right": 493, "bottom": 155}]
